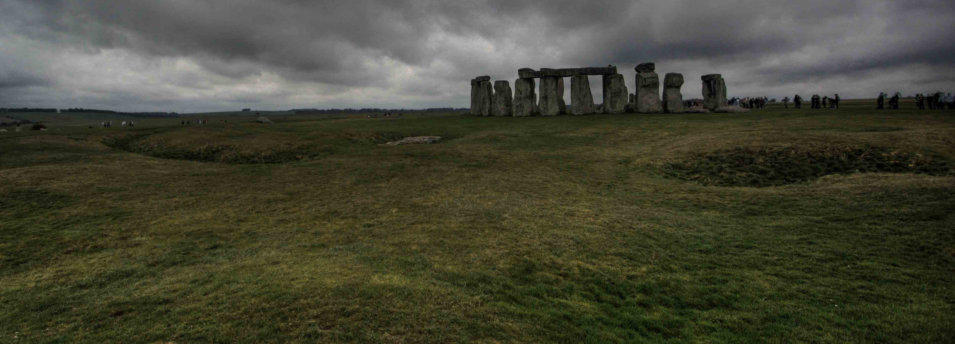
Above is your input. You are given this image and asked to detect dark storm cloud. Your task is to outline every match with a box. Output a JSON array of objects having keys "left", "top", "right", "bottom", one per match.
[{"left": 1, "top": 0, "right": 953, "bottom": 111}]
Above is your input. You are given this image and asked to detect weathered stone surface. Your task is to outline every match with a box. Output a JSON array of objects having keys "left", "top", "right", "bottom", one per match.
[
  {"left": 635, "top": 63, "right": 655, "bottom": 73},
  {"left": 481, "top": 81, "right": 493, "bottom": 116},
  {"left": 537, "top": 66, "right": 617, "bottom": 78},
  {"left": 662, "top": 73, "right": 684, "bottom": 113},
  {"left": 557, "top": 78, "right": 566, "bottom": 114},
  {"left": 635, "top": 72, "right": 662, "bottom": 113},
  {"left": 491, "top": 80, "right": 513, "bottom": 116},
  {"left": 470, "top": 76, "right": 492, "bottom": 116},
  {"left": 539, "top": 77, "right": 562, "bottom": 116},
  {"left": 664, "top": 73, "right": 683, "bottom": 88},
  {"left": 518, "top": 68, "right": 539, "bottom": 79},
  {"left": 470, "top": 79, "right": 479, "bottom": 115},
  {"left": 570, "top": 75, "right": 595, "bottom": 115},
  {"left": 701, "top": 74, "right": 727, "bottom": 111},
  {"left": 513, "top": 78, "right": 536, "bottom": 117},
  {"left": 602, "top": 74, "right": 628, "bottom": 114}
]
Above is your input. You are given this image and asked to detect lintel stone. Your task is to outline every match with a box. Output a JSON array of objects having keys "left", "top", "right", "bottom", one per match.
[{"left": 521, "top": 66, "right": 617, "bottom": 78}]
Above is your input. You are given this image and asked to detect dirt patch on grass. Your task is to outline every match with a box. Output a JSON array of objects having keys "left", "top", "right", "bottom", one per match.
[{"left": 664, "top": 145, "right": 951, "bottom": 187}]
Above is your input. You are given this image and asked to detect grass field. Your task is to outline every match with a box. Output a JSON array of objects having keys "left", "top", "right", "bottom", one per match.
[{"left": 1, "top": 101, "right": 953, "bottom": 343}]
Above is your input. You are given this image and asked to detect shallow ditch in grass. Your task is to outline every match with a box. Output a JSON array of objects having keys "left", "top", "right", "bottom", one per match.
[
  {"left": 663, "top": 144, "right": 951, "bottom": 187},
  {"left": 101, "top": 132, "right": 333, "bottom": 164},
  {"left": 101, "top": 129, "right": 442, "bottom": 164}
]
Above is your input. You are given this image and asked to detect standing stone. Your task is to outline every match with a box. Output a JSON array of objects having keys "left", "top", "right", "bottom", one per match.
[
  {"left": 539, "top": 77, "right": 562, "bottom": 116},
  {"left": 492, "top": 80, "right": 513, "bottom": 116},
  {"left": 479, "top": 79, "right": 493, "bottom": 116},
  {"left": 570, "top": 75, "right": 595, "bottom": 115},
  {"left": 513, "top": 78, "right": 536, "bottom": 117},
  {"left": 662, "top": 73, "right": 684, "bottom": 113},
  {"left": 602, "top": 74, "right": 628, "bottom": 114},
  {"left": 557, "top": 77, "right": 567, "bottom": 114},
  {"left": 470, "top": 80, "right": 479, "bottom": 115},
  {"left": 634, "top": 63, "right": 662, "bottom": 113},
  {"left": 701, "top": 74, "right": 727, "bottom": 111},
  {"left": 470, "top": 76, "right": 492, "bottom": 116}
]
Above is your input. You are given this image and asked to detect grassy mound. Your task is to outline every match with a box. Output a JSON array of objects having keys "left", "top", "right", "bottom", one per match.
[
  {"left": 664, "top": 145, "right": 951, "bottom": 187},
  {"left": 100, "top": 124, "right": 425, "bottom": 164},
  {"left": 102, "top": 132, "right": 330, "bottom": 164}
]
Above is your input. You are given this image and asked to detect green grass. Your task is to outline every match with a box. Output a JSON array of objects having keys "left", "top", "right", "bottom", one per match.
[
  {"left": 664, "top": 144, "right": 951, "bottom": 187},
  {"left": 1, "top": 103, "right": 953, "bottom": 343}
]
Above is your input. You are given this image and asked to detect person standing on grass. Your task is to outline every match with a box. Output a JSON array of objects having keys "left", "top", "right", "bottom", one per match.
[
  {"left": 889, "top": 92, "right": 900, "bottom": 110},
  {"left": 833, "top": 94, "right": 840, "bottom": 109},
  {"left": 794, "top": 94, "right": 802, "bottom": 109},
  {"left": 877, "top": 92, "right": 885, "bottom": 109},
  {"left": 782, "top": 96, "right": 790, "bottom": 109},
  {"left": 916, "top": 94, "right": 925, "bottom": 110}
]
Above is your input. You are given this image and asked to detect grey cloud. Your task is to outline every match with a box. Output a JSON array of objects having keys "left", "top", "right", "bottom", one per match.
[{"left": 0, "top": 0, "right": 953, "bottom": 111}]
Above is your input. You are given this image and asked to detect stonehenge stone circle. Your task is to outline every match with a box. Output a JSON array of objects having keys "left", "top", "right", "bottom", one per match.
[
  {"left": 570, "top": 75, "right": 595, "bottom": 115},
  {"left": 470, "top": 64, "right": 728, "bottom": 117},
  {"left": 634, "top": 63, "right": 662, "bottom": 113},
  {"left": 602, "top": 74, "right": 628, "bottom": 114},
  {"left": 470, "top": 76, "right": 492, "bottom": 116},
  {"left": 662, "top": 73, "right": 684, "bottom": 113},
  {"left": 513, "top": 78, "right": 536, "bottom": 117},
  {"left": 492, "top": 80, "right": 513, "bottom": 116},
  {"left": 702, "top": 74, "right": 727, "bottom": 111}
]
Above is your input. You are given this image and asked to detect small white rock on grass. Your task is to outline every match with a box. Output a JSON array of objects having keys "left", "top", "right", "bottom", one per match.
[{"left": 384, "top": 136, "right": 442, "bottom": 146}]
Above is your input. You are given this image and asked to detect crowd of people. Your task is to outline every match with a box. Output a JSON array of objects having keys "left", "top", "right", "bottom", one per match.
[
  {"left": 876, "top": 92, "right": 900, "bottom": 109},
  {"left": 914, "top": 92, "right": 954, "bottom": 110},
  {"left": 779, "top": 94, "right": 839, "bottom": 109},
  {"left": 721, "top": 92, "right": 954, "bottom": 111},
  {"left": 876, "top": 91, "right": 953, "bottom": 110},
  {"left": 729, "top": 97, "right": 769, "bottom": 109}
]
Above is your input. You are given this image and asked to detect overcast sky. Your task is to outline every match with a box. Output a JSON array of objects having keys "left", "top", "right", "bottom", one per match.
[{"left": 1, "top": 0, "right": 954, "bottom": 113}]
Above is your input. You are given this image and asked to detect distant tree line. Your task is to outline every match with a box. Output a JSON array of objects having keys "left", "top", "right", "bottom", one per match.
[
  {"left": 0, "top": 107, "right": 57, "bottom": 113},
  {"left": 290, "top": 107, "right": 467, "bottom": 114},
  {"left": 3, "top": 106, "right": 467, "bottom": 116},
  {"left": 0, "top": 107, "right": 180, "bottom": 117},
  {"left": 62, "top": 108, "right": 180, "bottom": 117},
  {"left": 62, "top": 108, "right": 118, "bottom": 113}
]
